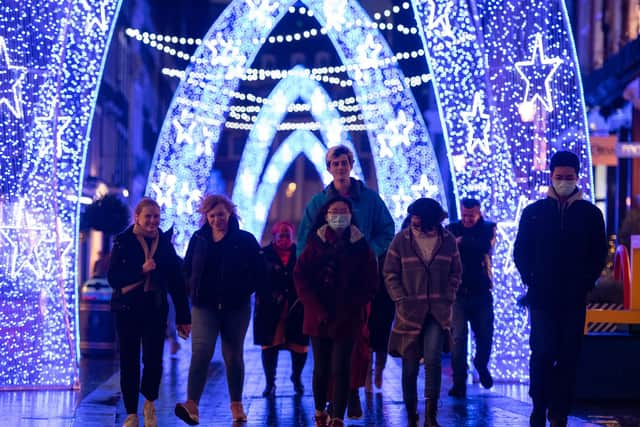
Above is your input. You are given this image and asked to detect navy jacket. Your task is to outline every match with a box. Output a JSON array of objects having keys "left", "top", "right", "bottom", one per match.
[
  {"left": 447, "top": 218, "right": 496, "bottom": 296},
  {"left": 514, "top": 189, "right": 607, "bottom": 310},
  {"left": 183, "top": 217, "right": 264, "bottom": 310}
]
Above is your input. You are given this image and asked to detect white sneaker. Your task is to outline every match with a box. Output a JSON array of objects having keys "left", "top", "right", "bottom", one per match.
[
  {"left": 122, "top": 414, "right": 139, "bottom": 427},
  {"left": 143, "top": 400, "right": 157, "bottom": 427}
]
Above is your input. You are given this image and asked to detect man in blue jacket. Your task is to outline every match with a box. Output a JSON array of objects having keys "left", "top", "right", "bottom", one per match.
[
  {"left": 296, "top": 144, "right": 395, "bottom": 419},
  {"left": 514, "top": 151, "right": 607, "bottom": 427}
]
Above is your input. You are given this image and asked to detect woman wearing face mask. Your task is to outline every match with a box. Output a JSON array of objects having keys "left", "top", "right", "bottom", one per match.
[
  {"left": 294, "top": 196, "right": 378, "bottom": 427},
  {"left": 253, "top": 221, "right": 308, "bottom": 398},
  {"left": 175, "top": 194, "right": 265, "bottom": 425},
  {"left": 108, "top": 198, "right": 191, "bottom": 427},
  {"left": 383, "top": 198, "right": 462, "bottom": 427}
]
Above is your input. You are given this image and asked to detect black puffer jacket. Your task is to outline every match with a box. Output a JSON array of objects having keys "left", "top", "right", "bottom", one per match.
[
  {"left": 447, "top": 218, "right": 496, "bottom": 296},
  {"left": 253, "top": 244, "right": 308, "bottom": 346},
  {"left": 514, "top": 190, "right": 607, "bottom": 310},
  {"left": 183, "top": 217, "right": 264, "bottom": 310},
  {"left": 108, "top": 225, "right": 191, "bottom": 324}
]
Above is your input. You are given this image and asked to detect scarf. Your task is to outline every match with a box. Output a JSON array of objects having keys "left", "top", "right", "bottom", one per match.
[{"left": 132, "top": 223, "right": 159, "bottom": 292}]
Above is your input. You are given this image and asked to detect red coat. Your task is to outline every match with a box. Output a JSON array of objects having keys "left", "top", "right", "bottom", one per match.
[{"left": 294, "top": 225, "right": 378, "bottom": 340}]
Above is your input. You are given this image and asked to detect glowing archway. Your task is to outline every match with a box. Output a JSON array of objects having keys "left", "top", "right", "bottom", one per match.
[
  {"left": 231, "top": 65, "right": 365, "bottom": 236},
  {"left": 0, "top": 1, "right": 122, "bottom": 387},
  {"left": 146, "top": 0, "right": 448, "bottom": 254},
  {"left": 253, "top": 129, "right": 335, "bottom": 232},
  {"left": 413, "top": 0, "right": 593, "bottom": 381}
]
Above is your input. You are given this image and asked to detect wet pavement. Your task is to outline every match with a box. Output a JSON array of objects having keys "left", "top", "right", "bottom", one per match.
[{"left": 1, "top": 334, "right": 639, "bottom": 426}]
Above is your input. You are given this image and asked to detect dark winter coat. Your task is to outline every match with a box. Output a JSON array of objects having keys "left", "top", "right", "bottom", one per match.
[
  {"left": 447, "top": 218, "right": 496, "bottom": 296},
  {"left": 294, "top": 225, "right": 378, "bottom": 340},
  {"left": 108, "top": 225, "right": 191, "bottom": 324},
  {"left": 183, "top": 217, "right": 264, "bottom": 310},
  {"left": 253, "top": 243, "right": 308, "bottom": 346},
  {"left": 383, "top": 227, "right": 461, "bottom": 359},
  {"left": 514, "top": 189, "right": 607, "bottom": 310}
]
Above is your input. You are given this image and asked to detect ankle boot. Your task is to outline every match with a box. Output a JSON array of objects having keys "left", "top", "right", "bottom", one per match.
[
  {"left": 405, "top": 399, "right": 419, "bottom": 427},
  {"left": 290, "top": 351, "right": 307, "bottom": 395},
  {"left": 424, "top": 398, "right": 441, "bottom": 427},
  {"left": 261, "top": 348, "right": 278, "bottom": 397},
  {"left": 346, "top": 389, "right": 363, "bottom": 419}
]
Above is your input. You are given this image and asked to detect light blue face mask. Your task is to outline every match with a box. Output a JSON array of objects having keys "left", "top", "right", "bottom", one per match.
[
  {"left": 552, "top": 179, "right": 577, "bottom": 197},
  {"left": 326, "top": 213, "right": 351, "bottom": 231}
]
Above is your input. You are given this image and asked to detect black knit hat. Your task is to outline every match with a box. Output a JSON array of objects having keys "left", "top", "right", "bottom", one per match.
[
  {"left": 549, "top": 150, "right": 580, "bottom": 174},
  {"left": 407, "top": 198, "right": 447, "bottom": 230}
]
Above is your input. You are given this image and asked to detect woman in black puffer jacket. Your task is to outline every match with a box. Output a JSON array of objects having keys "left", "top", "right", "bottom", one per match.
[{"left": 175, "top": 194, "right": 265, "bottom": 425}]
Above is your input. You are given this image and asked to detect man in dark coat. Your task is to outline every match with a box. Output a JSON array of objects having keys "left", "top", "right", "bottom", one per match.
[
  {"left": 446, "top": 198, "right": 496, "bottom": 398},
  {"left": 514, "top": 151, "right": 607, "bottom": 427}
]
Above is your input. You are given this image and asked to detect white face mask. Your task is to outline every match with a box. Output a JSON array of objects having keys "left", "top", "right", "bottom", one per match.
[
  {"left": 326, "top": 213, "right": 351, "bottom": 231},
  {"left": 552, "top": 179, "right": 577, "bottom": 197}
]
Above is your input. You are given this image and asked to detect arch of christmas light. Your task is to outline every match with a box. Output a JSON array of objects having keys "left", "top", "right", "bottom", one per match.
[
  {"left": 412, "top": 0, "right": 592, "bottom": 381},
  {"left": 0, "top": 0, "right": 591, "bottom": 388},
  {"left": 231, "top": 65, "right": 365, "bottom": 237},
  {"left": 146, "top": 0, "right": 448, "bottom": 255},
  {"left": 0, "top": 1, "right": 121, "bottom": 387}
]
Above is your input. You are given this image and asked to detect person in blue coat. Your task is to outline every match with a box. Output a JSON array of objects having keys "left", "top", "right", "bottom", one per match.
[{"left": 296, "top": 145, "right": 395, "bottom": 418}]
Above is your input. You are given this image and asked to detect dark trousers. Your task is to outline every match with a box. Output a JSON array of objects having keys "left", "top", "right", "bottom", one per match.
[
  {"left": 116, "top": 293, "right": 168, "bottom": 414},
  {"left": 529, "top": 307, "right": 586, "bottom": 419},
  {"left": 310, "top": 337, "right": 353, "bottom": 419},
  {"left": 402, "top": 314, "right": 444, "bottom": 412},
  {"left": 451, "top": 291, "right": 494, "bottom": 385},
  {"left": 262, "top": 346, "right": 307, "bottom": 385}
]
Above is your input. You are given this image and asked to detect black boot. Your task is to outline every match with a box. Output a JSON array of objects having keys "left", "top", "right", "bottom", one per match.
[
  {"left": 290, "top": 351, "right": 307, "bottom": 395},
  {"left": 405, "top": 399, "right": 419, "bottom": 427},
  {"left": 261, "top": 347, "right": 278, "bottom": 397},
  {"left": 424, "top": 399, "right": 441, "bottom": 427},
  {"left": 346, "top": 389, "right": 363, "bottom": 419}
]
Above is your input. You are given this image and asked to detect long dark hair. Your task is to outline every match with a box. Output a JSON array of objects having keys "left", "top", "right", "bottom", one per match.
[{"left": 308, "top": 196, "right": 358, "bottom": 241}]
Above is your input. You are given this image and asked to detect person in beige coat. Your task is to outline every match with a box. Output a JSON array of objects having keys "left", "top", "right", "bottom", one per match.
[{"left": 383, "top": 198, "right": 462, "bottom": 427}]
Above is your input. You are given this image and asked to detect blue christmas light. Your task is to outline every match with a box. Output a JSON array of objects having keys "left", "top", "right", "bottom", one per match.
[
  {"left": 0, "top": 1, "right": 121, "bottom": 388},
  {"left": 146, "top": 0, "right": 447, "bottom": 255},
  {"left": 413, "top": 0, "right": 592, "bottom": 381}
]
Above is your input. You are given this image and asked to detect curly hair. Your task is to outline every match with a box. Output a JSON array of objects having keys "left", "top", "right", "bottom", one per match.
[{"left": 197, "top": 194, "right": 238, "bottom": 225}]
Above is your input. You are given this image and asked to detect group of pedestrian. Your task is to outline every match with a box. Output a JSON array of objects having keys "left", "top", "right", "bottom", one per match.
[{"left": 107, "top": 147, "right": 607, "bottom": 427}]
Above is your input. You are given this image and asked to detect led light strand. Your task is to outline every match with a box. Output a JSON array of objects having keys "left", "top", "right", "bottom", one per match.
[
  {"left": 146, "top": 0, "right": 446, "bottom": 254},
  {"left": 0, "top": 0, "right": 122, "bottom": 388}
]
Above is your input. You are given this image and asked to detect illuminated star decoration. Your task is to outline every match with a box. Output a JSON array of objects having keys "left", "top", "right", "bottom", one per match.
[
  {"left": 425, "top": 0, "right": 455, "bottom": 39},
  {"left": 173, "top": 110, "right": 196, "bottom": 146},
  {"left": 354, "top": 33, "right": 382, "bottom": 83},
  {"left": 391, "top": 187, "right": 414, "bottom": 219},
  {"left": 246, "top": 0, "right": 279, "bottom": 28},
  {"left": 150, "top": 171, "right": 177, "bottom": 208},
  {"left": 81, "top": 0, "right": 108, "bottom": 33},
  {"left": 0, "top": 36, "right": 28, "bottom": 119},
  {"left": 514, "top": 33, "right": 563, "bottom": 113},
  {"left": 496, "top": 195, "right": 531, "bottom": 275},
  {"left": 34, "top": 108, "right": 72, "bottom": 159},
  {"left": 323, "top": 0, "right": 348, "bottom": 31},
  {"left": 460, "top": 91, "right": 491, "bottom": 156},
  {"left": 411, "top": 174, "right": 439, "bottom": 199}
]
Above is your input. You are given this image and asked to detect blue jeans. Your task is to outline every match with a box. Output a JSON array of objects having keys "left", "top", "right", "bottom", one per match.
[
  {"left": 187, "top": 304, "right": 251, "bottom": 402},
  {"left": 401, "top": 314, "right": 444, "bottom": 411},
  {"left": 451, "top": 291, "right": 494, "bottom": 385}
]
